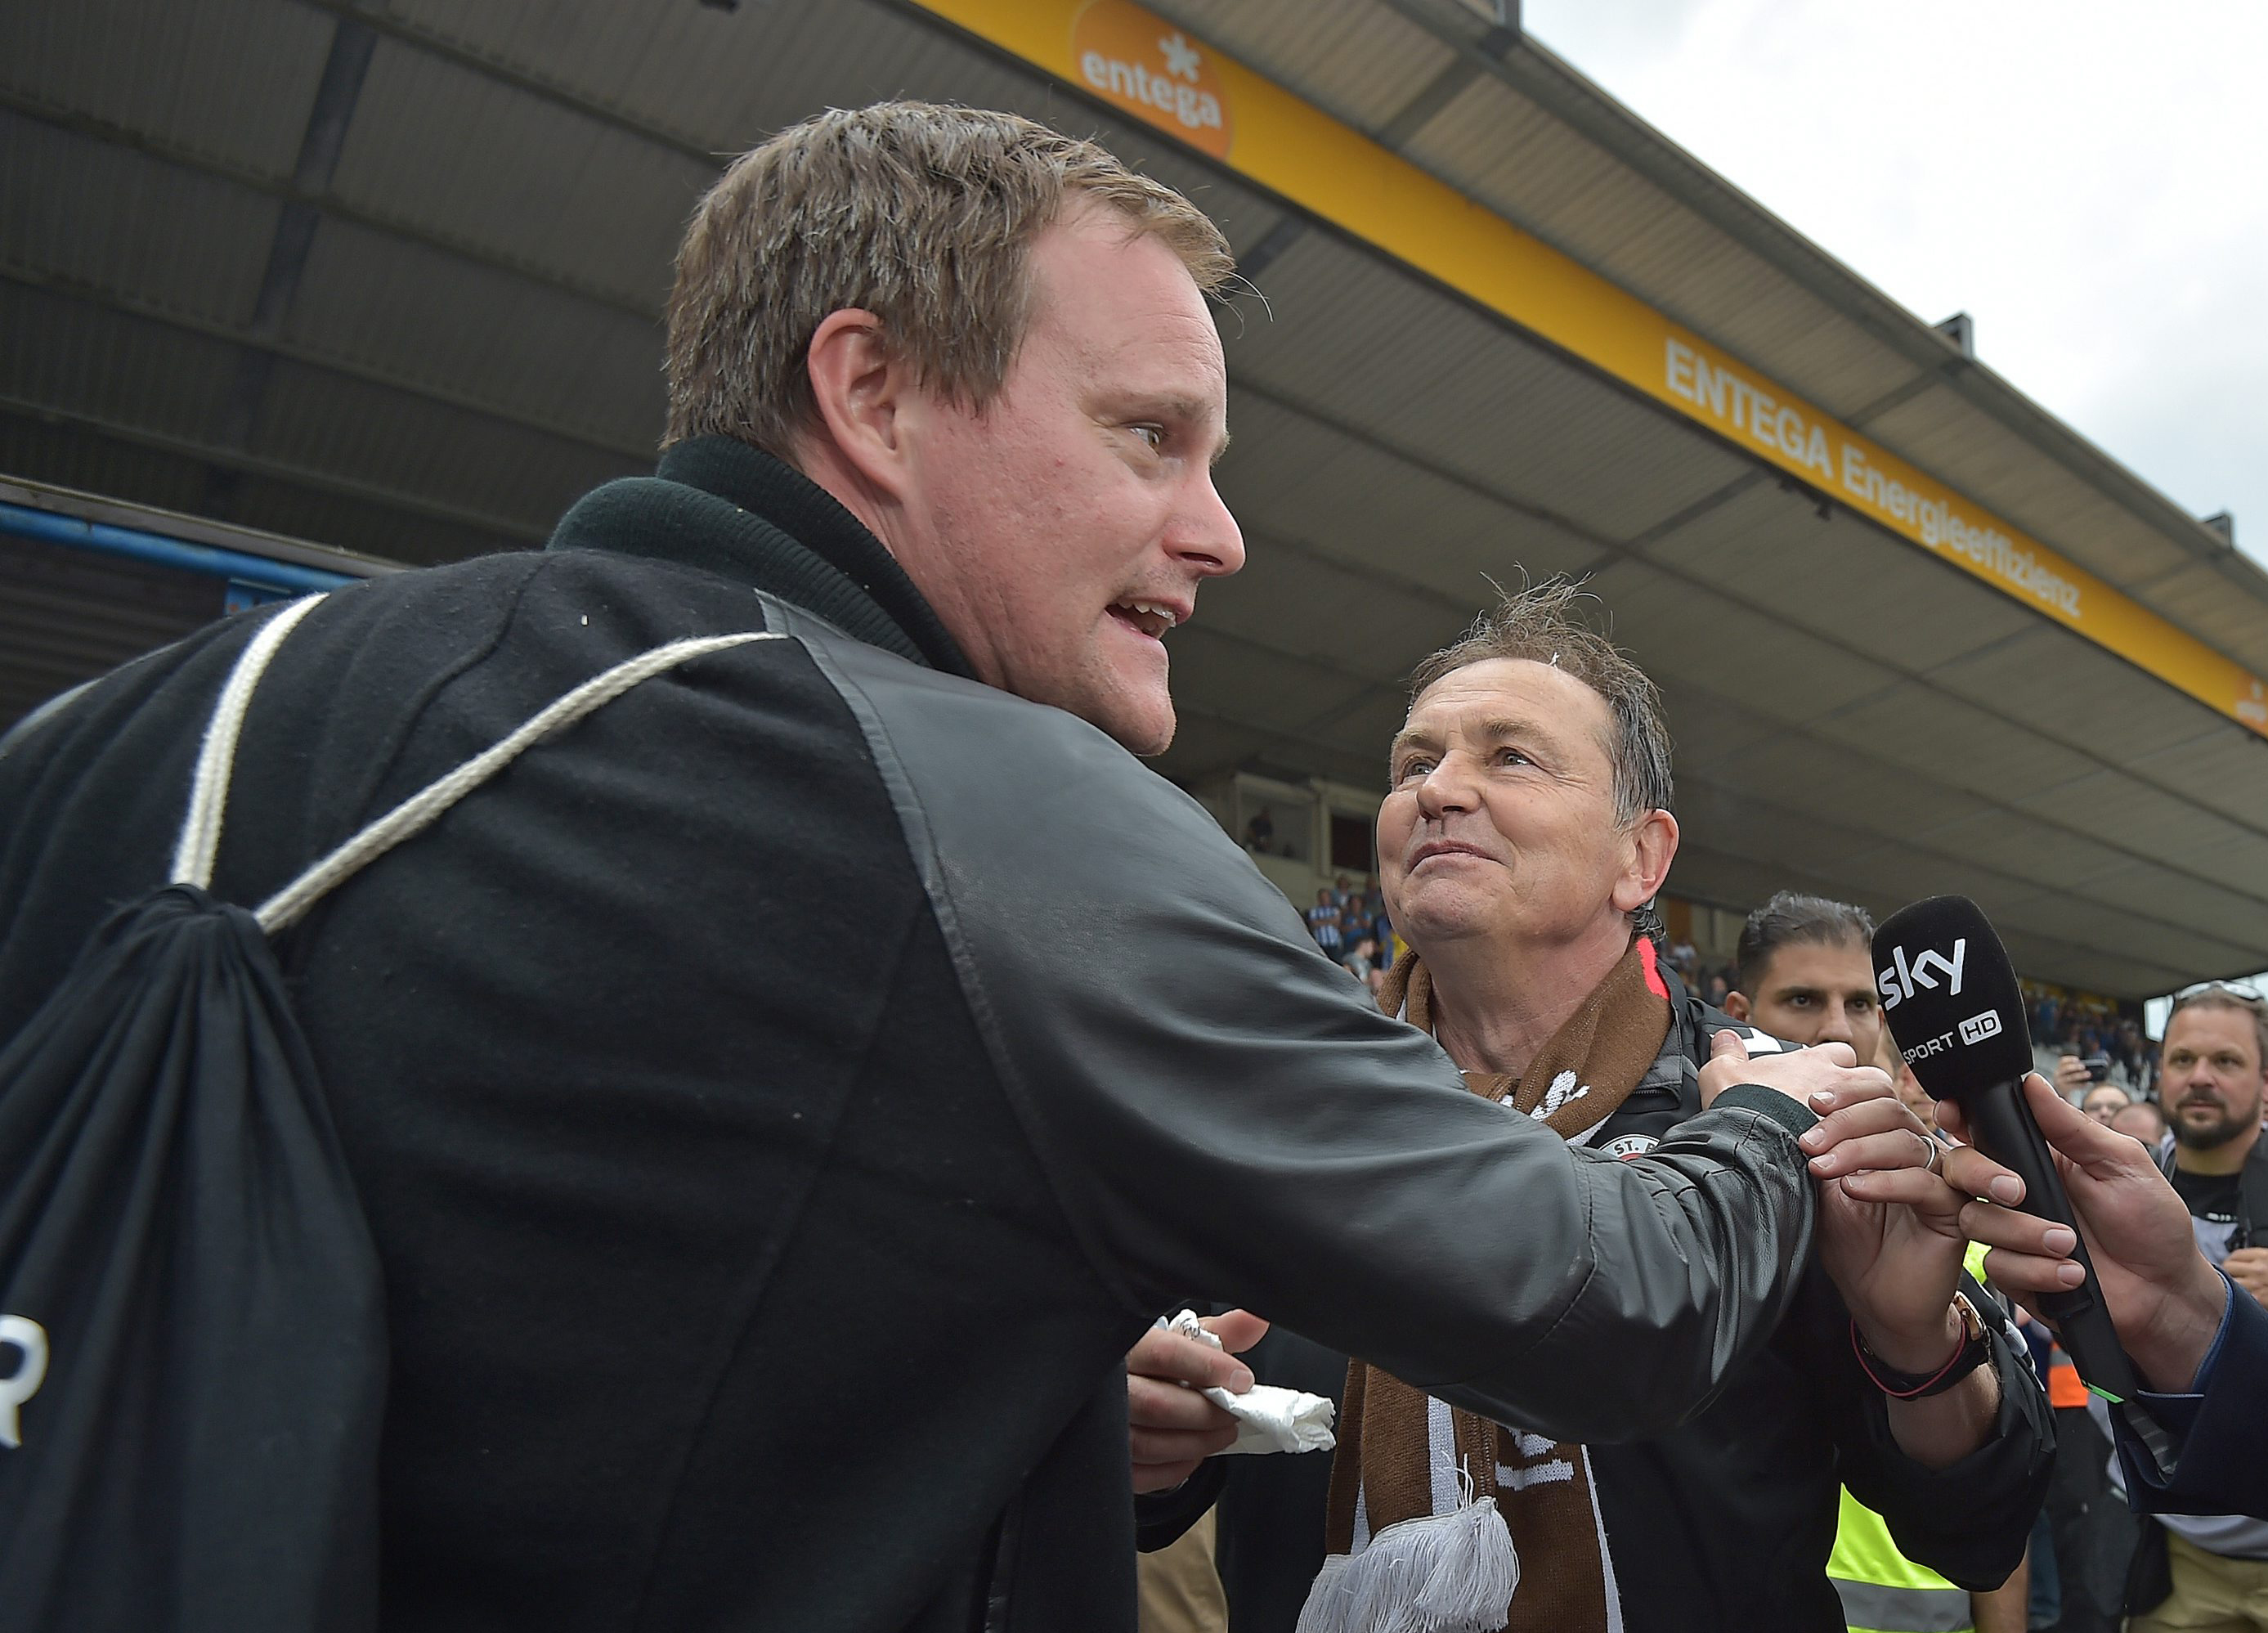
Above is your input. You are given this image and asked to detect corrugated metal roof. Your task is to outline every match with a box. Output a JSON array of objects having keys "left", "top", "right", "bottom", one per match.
[
  {"left": 0, "top": 114, "right": 281, "bottom": 330},
  {"left": 1399, "top": 74, "right": 1922, "bottom": 421},
  {"left": 1226, "top": 233, "right": 1756, "bottom": 540},
  {"left": 1927, "top": 627, "right": 2227, "bottom": 765},
  {"left": 2127, "top": 725, "right": 2268, "bottom": 832},
  {"left": 0, "top": 410, "right": 215, "bottom": 518},
  {"left": 0, "top": 288, "right": 244, "bottom": 436},
  {"left": 253, "top": 360, "right": 639, "bottom": 536},
  {"left": 389, "top": 0, "right": 1046, "bottom": 155},
  {"left": 1213, "top": 389, "right": 1600, "bottom": 601},
  {"left": 1158, "top": 0, "right": 1456, "bottom": 134},
  {"left": 330, "top": 39, "right": 710, "bottom": 313},
  {"left": 0, "top": 0, "right": 330, "bottom": 180},
  {"left": 283, "top": 218, "right": 666, "bottom": 454},
  {"left": 1634, "top": 482, "right": 2039, "bottom": 674},
  {"left": 1585, "top": 556, "right": 1901, "bottom": 722},
  {"left": 2147, "top": 563, "right": 2268, "bottom": 673},
  {"left": 1858, "top": 385, "right": 2197, "bottom": 583}
]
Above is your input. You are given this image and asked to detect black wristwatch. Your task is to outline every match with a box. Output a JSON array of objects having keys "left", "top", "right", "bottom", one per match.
[{"left": 1852, "top": 1292, "right": 1992, "bottom": 1399}]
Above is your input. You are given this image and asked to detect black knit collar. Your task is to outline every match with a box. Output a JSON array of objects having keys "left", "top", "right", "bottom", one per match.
[{"left": 547, "top": 435, "right": 975, "bottom": 679}]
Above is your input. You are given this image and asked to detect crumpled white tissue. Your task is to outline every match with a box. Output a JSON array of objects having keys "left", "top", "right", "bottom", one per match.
[{"left": 1164, "top": 1309, "right": 1337, "bottom": 1456}]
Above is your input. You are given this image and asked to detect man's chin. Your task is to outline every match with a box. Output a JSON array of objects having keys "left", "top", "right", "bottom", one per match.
[
  {"left": 1017, "top": 662, "right": 1175, "bottom": 755},
  {"left": 2174, "top": 1113, "right": 2239, "bottom": 1150},
  {"left": 1118, "top": 709, "right": 1176, "bottom": 757},
  {"left": 1389, "top": 890, "right": 1498, "bottom": 947},
  {"left": 1088, "top": 692, "right": 1175, "bottom": 756}
]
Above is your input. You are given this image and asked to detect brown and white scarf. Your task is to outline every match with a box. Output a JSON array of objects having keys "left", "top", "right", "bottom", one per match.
[{"left": 1300, "top": 938, "right": 1671, "bottom": 1633}]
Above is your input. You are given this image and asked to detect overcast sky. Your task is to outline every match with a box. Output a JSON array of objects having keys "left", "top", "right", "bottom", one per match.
[{"left": 1522, "top": 0, "right": 2268, "bottom": 568}]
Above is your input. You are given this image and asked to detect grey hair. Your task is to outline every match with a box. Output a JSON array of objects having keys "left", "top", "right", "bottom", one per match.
[
  {"left": 1735, "top": 892, "right": 1876, "bottom": 994},
  {"left": 665, "top": 101, "right": 1234, "bottom": 460},
  {"left": 1405, "top": 578, "right": 1674, "bottom": 825}
]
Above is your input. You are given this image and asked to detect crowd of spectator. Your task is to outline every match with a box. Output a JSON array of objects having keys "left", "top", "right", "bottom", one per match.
[
  {"left": 1306, "top": 880, "right": 1387, "bottom": 993},
  {"left": 2030, "top": 989, "right": 2158, "bottom": 1089},
  {"left": 1664, "top": 935, "right": 1737, "bottom": 1007},
  {"left": 1302, "top": 876, "right": 1395, "bottom": 998}
]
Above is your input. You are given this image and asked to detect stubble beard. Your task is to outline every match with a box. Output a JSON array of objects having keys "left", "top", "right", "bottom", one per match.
[{"left": 2172, "top": 1098, "right": 2253, "bottom": 1153}]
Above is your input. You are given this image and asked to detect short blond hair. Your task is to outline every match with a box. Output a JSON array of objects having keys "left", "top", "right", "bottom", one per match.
[{"left": 665, "top": 101, "right": 1234, "bottom": 458}]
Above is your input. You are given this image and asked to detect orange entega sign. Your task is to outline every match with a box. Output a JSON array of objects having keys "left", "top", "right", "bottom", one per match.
[{"left": 1069, "top": 1, "right": 1233, "bottom": 158}]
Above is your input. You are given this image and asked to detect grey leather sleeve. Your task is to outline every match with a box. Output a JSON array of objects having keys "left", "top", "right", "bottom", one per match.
[{"left": 818, "top": 635, "right": 1818, "bottom": 1444}]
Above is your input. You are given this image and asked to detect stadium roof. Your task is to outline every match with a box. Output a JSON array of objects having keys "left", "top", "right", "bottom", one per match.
[{"left": 4, "top": 0, "right": 2266, "bottom": 998}]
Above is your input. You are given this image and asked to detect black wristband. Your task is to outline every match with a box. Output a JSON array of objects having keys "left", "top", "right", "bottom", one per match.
[
  {"left": 1710, "top": 1082, "right": 1818, "bottom": 1138},
  {"left": 1851, "top": 1293, "right": 1992, "bottom": 1399}
]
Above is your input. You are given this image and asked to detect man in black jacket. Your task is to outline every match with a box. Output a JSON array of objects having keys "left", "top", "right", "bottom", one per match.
[
  {"left": 1136, "top": 594, "right": 2051, "bottom": 1631},
  {"left": 0, "top": 105, "right": 1927, "bottom": 1631}
]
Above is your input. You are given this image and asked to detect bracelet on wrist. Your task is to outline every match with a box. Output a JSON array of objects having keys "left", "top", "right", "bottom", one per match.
[{"left": 1851, "top": 1292, "right": 1991, "bottom": 1400}]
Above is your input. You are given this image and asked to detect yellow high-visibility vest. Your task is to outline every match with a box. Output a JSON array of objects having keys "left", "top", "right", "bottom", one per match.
[
  {"left": 1832, "top": 1244, "right": 2001, "bottom": 1633},
  {"left": 1827, "top": 1489, "right": 1973, "bottom": 1633}
]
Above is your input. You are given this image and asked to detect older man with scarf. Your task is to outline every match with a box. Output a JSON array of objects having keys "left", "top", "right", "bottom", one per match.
[{"left": 1134, "top": 584, "right": 2051, "bottom": 1633}]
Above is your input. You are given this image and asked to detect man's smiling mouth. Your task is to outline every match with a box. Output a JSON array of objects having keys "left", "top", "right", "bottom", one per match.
[
  {"left": 1108, "top": 599, "right": 1181, "bottom": 640},
  {"left": 1410, "top": 840, "right": 1495, "bottom": 867}
]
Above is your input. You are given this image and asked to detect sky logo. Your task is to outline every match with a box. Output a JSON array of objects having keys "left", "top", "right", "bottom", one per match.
[{"left": 1877, "top": 938, "right": 1966, "bottom": 1011}]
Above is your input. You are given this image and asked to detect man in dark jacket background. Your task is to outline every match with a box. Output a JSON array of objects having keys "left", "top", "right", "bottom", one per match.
[{"left": 0, "top": 104, "right": 1932, "bottom": 1631}]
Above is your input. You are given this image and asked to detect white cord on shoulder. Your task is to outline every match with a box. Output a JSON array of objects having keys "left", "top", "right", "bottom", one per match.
[
  {"left": 253, "top": 630, "right": 786, "bottom": 934},
  {"left": 172, "top": 594, "right": 330, "bottom": 890}
]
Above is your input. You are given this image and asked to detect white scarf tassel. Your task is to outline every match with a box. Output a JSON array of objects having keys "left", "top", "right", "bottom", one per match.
[{"left": 1296, "top": 1494, "right": 1520, "bottom": 1633}]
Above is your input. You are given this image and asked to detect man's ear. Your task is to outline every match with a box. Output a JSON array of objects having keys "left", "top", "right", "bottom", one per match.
[
  {"left": 1723, "top": 990, "right": 1752, "bottom": 1023},
  {"left": 1610, "top": 809, "right": 1679, "bottom": 914},
  {"left": 803, "top": 308, "right": 915, "bottom": 501}
]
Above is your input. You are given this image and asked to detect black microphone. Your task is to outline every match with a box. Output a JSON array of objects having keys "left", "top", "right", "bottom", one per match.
[{"left": 1873, "top": 896, "right": 2176, "bottom": 1468}]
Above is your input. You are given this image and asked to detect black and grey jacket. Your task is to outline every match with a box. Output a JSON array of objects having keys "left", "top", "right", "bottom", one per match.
[
  {"left": 0, "top": 437, "right": 1831, "bottom": 1633},
  {"left": 1146, "top": 976, "right": 2055, "bottom": 1633}
]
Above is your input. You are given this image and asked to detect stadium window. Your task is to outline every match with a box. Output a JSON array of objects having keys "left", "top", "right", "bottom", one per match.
[{"left": 1329, "top": 812, "right": 1376, "bottom": 874}]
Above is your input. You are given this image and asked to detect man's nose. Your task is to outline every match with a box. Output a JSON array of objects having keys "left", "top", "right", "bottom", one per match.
[
  {"left": 1813, "top": 1012, "right": 1855, "bottom": 1048},
  {"left": 1173, "top": 474, "right": 1244, "bottom": 577},
  {"left": 1412, "top": 759, "right": 1477, "bottom": 818}
]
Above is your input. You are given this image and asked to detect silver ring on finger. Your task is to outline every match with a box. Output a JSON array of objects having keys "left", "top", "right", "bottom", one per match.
[{"left": 1921, "top": 1134, "right": 1942, "bottom": 1176}]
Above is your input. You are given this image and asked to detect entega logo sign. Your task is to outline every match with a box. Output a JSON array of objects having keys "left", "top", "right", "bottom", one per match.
[
  {"left": 1876, "top": 938, "right": 1966, "bottom": 1012},
  {"left": 1071, "top": 1, "right": 1232, "bottom": 159}
]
